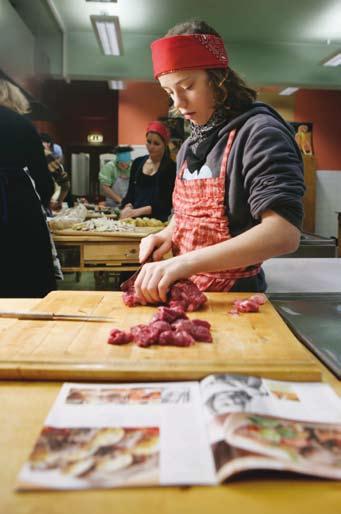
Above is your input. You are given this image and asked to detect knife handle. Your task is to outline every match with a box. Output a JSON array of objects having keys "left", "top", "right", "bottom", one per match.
[
  {"left": 18, "top": 312, "right": 54, "bottom": 320},
  {"left": 0, "top": 311, "right": 53, "bottom": 320}
]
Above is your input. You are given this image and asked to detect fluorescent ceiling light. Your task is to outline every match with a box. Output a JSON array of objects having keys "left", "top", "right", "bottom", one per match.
[
  {"left": 279, "top": 87, "right": 299, "bottom": 96},
  {"left": 108, "top": 80, "right": 125, "bottom": 90},
  {"left": 322, "top": 52, "right": 341, "bottom": 67},
  {"left": 86, "top": 1, "right": 117, "bottom": 3},
  {"left": 90, "top": 15, "right": 123, "bottom": 56}
]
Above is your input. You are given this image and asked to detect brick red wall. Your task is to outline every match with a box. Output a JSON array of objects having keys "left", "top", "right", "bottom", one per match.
[
  {"left": 295, "top": 89, "right": 341, "bottom": 170},
  {"left": 118, "top": 82, "right": 169, "bottom": 145}
]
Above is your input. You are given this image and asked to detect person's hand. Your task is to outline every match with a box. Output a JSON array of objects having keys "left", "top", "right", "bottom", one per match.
[
  {"left": 139, "top": 230, "right": 173, "bottom": 264},
  {"left": 50, "top": 200, "right": 62, "bottom": 211},
  {"left": 120, "top": 205, "right": 135, "bottom": 219},
  {"left": 134, "top": 256, "right": 192, "bottom": 304}
]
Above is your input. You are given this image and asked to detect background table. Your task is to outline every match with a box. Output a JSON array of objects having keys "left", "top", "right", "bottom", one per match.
[{"left": 53, "top": 232, "right": 143, "bottom": 272}]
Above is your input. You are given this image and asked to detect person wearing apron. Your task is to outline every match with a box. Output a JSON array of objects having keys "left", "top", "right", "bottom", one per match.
[
  {"left": 134, "top": 20, "right": 304, "bottom": 305},
  {"left": 99, "top": 146, "right": 132, "bottom": 208}
]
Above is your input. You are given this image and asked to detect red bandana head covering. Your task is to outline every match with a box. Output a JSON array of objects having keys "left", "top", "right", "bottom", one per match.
[
  {"left": 151, "top": 34, "right": 228, "bottom": 79},
  {"left": 146, "top": 121, "right": 171, "bottom": 143}
]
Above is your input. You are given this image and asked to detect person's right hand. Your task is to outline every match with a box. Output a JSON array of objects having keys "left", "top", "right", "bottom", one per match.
[
  {"left": 50, "top": 200, "right": 62, "bottom": 211},
  {"left": 139, "top": 230, "right": 172, "bottom": 263}
]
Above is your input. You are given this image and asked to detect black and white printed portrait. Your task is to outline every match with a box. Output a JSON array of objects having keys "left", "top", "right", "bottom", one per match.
[{"left": 204, "top": 374, "right": 269, "bottom": 415}]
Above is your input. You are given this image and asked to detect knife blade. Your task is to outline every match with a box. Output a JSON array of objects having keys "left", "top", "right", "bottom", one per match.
[
  {"left": 120, "top": 255, "right": 153, "bottom": 292},
  {"left": 0, "top": 311, "right": 116, "bottom": 322}
]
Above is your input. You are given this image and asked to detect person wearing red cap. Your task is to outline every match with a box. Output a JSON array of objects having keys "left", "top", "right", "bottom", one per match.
[
  {"left": 134, "top": 20, "right": 305, "bottom": 305},
  {"left": 120, "top": 121, "right": 176, "bottom": 222}
]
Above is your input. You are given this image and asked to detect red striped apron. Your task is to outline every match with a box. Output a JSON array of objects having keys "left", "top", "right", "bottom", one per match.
[{"left": 172, "top": 130, "right": 261, "bottom": 292}]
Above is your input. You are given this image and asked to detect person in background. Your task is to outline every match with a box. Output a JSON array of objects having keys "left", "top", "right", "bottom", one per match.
[
  {"left": 99, "top": 145, "right": 132, "bottom": 208},
  {"left": 169, "top": 138, "right": 183, "bottom": 162},
  {"left": 52, "top": 141, "right": 75, "bottom": 208},
  {"left": 40, "top": 132, "right": 70, "bottom": 211},
  {"left": 52, "top": 142, "right": 64, "bottom": 163},
  {"left": 134, "top": 20, "right": 305, "bottom": 305},
  {"left": 0, "top": 79, "right": 57, "bottom": 297},
  {"left": 120, "top": 121, "right": 176, "bottom": 222}
]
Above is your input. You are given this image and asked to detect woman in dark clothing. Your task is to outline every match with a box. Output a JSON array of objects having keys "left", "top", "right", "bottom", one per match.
[
  {"left": 0, "top": 79, "right": 56, "bottom": 297},
  {"left": 120, "top": 121, "right": 176, "bottom": 222}
]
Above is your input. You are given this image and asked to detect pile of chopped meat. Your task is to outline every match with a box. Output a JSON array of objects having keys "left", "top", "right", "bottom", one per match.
[
  {"left": 122, "top": 278, "right": 207, "bottom": 312},
  {"left": 229, "top": 294, "right": 267, "bottom": 314},
  {"left": 107, "top": 305, "right": 212, "bottom": 348}
]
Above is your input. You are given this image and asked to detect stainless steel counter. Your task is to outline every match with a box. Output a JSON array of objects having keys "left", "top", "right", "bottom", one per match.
[
  {"left": 280, "top": 232, "right": 338, "bottom": 258},
  {"left": 270, "top": 293, "right": 341, "bottom": 379},
  {"left": 265, "top": 259, "right": 341, "bottom": 378}
]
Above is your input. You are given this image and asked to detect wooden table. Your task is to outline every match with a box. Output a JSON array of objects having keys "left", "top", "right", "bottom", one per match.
[
  {"left": 52, "top": 230, "right": 154, "bottom": 272},
  {"left": 0, "top": 298, "right": 340, "bottom": 514}
]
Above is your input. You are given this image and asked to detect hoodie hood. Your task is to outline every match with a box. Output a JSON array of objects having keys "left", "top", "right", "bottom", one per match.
[{"left": 218, "top": 102, "right": 295, "bottom": 138}]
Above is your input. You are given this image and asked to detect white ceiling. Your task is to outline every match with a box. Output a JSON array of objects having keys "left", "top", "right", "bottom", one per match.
[{"left": 10, "top": 0, "right": 341, "bottom": 89}]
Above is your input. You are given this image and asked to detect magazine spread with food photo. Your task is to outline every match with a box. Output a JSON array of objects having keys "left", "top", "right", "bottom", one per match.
[
  {"left": 17, "top": 375, "right": 341, "bottom": 490},
  {"left": 200, "top": 375, "right": 341, "bottom": 482}
]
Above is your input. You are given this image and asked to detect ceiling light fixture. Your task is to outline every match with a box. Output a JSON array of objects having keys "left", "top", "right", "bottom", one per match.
[
  {"left": 108, "top": 80, "right": 125, "bottom": 90},
  {"left": 279, "top": 87, "right": 299, "bottom": 96},
  {"left": 322, "top": 52, "right": 341, "bottom": 66},
  {"left": 86, "top": 1, "right": 117, "bottom": 3},
  {"left": 90, "top": 15, "right": 123, "bottom": 56}
]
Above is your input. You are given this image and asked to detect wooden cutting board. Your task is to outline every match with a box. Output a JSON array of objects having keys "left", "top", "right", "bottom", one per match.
[{"left": 0, "top": 291, "right": 321, "bottom": 382}]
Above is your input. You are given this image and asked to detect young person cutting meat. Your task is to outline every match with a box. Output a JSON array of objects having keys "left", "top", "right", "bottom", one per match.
[{"left": 134, "top": 20, "right": 305, "bottom": 305}]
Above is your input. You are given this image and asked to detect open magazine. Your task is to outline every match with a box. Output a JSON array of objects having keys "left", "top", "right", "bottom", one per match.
[{"left": 17, "top": 375, "right": 341, "bottom": 490}]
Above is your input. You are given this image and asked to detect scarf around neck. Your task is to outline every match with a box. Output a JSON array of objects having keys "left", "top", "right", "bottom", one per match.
[{"left": 185, "top": 109, "right": 228, "bottom": 173}]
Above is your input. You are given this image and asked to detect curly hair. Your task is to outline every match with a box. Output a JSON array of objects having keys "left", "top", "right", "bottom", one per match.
[
  {"left": 165, "top": 20, "right": 257, "bottom": 117},
  {"left": 0, "top": 79, "right": 30, "bottom": 114}
]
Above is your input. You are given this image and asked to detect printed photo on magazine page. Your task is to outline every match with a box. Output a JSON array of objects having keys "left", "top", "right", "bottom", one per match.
[
  {"left": 200, "top": 374, "right": 341, "bottom": 482},
  {"left": 17, "top": 381, "right": 215, "bottom": 490}
]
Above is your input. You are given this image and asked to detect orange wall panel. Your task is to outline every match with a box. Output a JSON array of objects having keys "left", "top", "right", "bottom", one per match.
[
  {"left": 118, "top": 82, "right": 169, "bottom": 145},
  {"left": 295, "top": 90, "right": 341, "bottom": 171}
]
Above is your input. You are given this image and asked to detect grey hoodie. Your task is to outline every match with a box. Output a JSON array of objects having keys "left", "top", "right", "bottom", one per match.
[{"left": 177, "top": 102, "right": 305, "bottom": 235}]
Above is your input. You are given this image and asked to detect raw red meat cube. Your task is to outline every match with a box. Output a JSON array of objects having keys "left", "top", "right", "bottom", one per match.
[
  {"left": 191, "top": 319, "right": 211, "bottom": 329},
  {"left": 107, "top": 329, "right": 133, "bottom": 345},
  {"left": 152, "top": 306, "right": 188, "bottom": 324},
  {"left": 159, "top": 330, "right": 195, "bottom": 347},
  {"left": 191, "top": 324, "right": 212, "bottom": 343},
  {"left": 150, "top": 320, "right": 172, "bottom": 335},
  {"left": 171, "top": 319, "right": 212, "bottom": 343},
  {"left": 172, "top": 330, "right": 195, "bottom": 347}
]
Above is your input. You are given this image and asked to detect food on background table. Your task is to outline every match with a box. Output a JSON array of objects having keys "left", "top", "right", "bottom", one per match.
[
  {"left": 229, "top": 294, "right": 267, "bottom": 314},
  {"left": 85, "top": 205, "right": 121, "bottom": 219},
  {"left": 48, "top": 203, "right": 88, "bottom": 230},
  {"left": 121, "top": 217, "right": 166, "bottom": 227},
  {"left": 122, "top": 278, "right": 207, "bottom": 311},
  {"left": 107, "top": 305, "right": 212, "bottom": 348},
  {"left": 71, "top": 218, "right": 136, "bottom": 232}
]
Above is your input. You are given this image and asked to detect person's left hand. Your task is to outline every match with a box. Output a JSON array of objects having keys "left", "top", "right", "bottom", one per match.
[
  {"left": 120, "top": 205, "right": 135, "bottom": 219},
  {"left": 134, "top": 256, "right": 192, "bottom": 304}
]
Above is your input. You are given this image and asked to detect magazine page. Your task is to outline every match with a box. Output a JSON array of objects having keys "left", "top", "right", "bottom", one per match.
[
  {"left": 17, "top": 381, "right": 216, "bottom": 490},
  {"left": 200, "top": 374, "right": 341, "bottom": 482}
]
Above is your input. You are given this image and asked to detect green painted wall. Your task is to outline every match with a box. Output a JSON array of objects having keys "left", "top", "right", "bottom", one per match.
[{"left": 0, "top": 0, "right": 35, "bottom": 86}]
